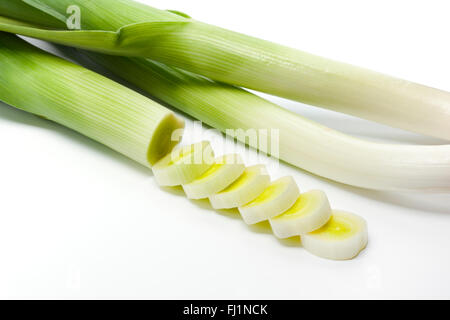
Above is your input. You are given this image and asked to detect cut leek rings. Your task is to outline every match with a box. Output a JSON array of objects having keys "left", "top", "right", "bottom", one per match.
[
  {"left": 152, "top": 140, "right": 369, "bottom": 261},
  {"left": 209, "top": 165, "right": 271, "bottom": 210},
  {"left": 269, "top": 190, "right": 332, "bottom": 239},
  {"left": 302, "top": 211, "right": 368, "bottom": 260},
  {"left": 269, "top": 190, "right": 331, "bottom": 239},
  {"left": 239, "top": 176, "right": 299, "bottom": 225},
  {"left": 152, "top": 141, "right": 215, "bottom": 186},
  {"left": 182, "top": 154, "right": 245, "bottom": 199}
]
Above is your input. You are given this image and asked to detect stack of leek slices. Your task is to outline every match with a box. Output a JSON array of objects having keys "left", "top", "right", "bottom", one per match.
[{"left": 153, "top": 141, "right": 368, "bottom": 260}]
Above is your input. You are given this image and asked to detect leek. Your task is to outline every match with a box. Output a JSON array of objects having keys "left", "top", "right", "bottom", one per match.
[
  {"left": 302, "top": 211, "right": 368, "bottom": 260},
  {"left": 82, "top": 55, "right": 450, "bottom": 192},
  {"left": 0, "top": 32, "right": 184, "bottom": 167},
  {"left": 1, "top": 0, "right": 450, "bottom": 139},
  {"left": 151, "top": 141, "right": 215, "bottom": 187},
  {"left": 239, "top": 177, "right": 300, "bottom": 225},
  {"left": 182, "top": 154, "right": 245, "bottom": 200},
  {"left": 2, "top": 2, "right": 450, "bottom": 192},
  {"left": 155, "top": 144, "right": 367, "bottom": 260},
  {"left": 0, "top": 31, "right": 368, "bottom": 261},
  {"left": 269, "top": 190, "right": 332, "bottom": 239},
  {"left": 209, "top": 165, "right": 271, "bottom": 210}
]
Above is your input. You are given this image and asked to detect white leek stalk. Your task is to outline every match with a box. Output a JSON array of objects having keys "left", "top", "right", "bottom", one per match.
[
  {"left": 302, "top": 211, "right": 368, "bottom": 260},
  {"left": 0, "top": 32, "right": 184, "bottom": 167},
  {"left": 1, "top": 0, "right": 450, "bottom": 139}
]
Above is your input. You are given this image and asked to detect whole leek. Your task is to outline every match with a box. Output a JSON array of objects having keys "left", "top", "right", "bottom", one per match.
[{"left": 0, "top": 0, "right": 450, "bottom": 140}]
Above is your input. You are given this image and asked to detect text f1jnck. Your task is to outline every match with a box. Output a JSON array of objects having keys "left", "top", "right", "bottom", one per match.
[{"left": 183, "top": 304, "right": 268, "bottom": 317}]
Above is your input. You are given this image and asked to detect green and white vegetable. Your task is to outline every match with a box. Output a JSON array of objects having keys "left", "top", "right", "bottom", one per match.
[
  {"left": 149, "top": 140, "right": 368, "bottom": 260},
  {"left": 84, "top": 54, "right": 450, "bottom": 192},
  {"left": 0, "top": 32, "right": 184, "bottom": 167},
  {"left": 0, "top": 28, "right": 368, "bottom": 261},
  {"left": 239, "top": 177, "right": 300, "bottom": 225},
  {"left": 209, "top": 165, "right": 271, "bottom": 210},
  {"left": 302, "top": 211, "right": 368, "bottom": 260},
  {"left": 1, "top": 0, "right": 450, "bottom": 140},
  {"left": 0, "top": 1, "right": 449, "bottom": 192},
  {"left": 269, "top": 190, "right": 332, "bottom": 239},
  {"left": 152, "top": 141, "right": 215, "bottom": 187},
  {"left": 182, "top": 154, "right": 245, "bottom": 200}
]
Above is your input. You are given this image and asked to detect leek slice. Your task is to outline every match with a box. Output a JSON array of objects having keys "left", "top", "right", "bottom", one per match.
[
  {"left": 0, "top": 33, "right": 184, "bottom": 167},
  {"left": 152, "top": 141, "right": 215, "bottom": 187},
  {"left": 182, "top": 154, "right": 245, "bottom": 200},
  {"left": 239, "top": 177, "right": 299, "bottom": 225},
  {"left": 269, "top": 190, "right": 332, "bottom": 239},
  {"left": 1, "top": 0, "right": 450, "bottom": 140},
  {"left": 302, "top": 211, "right": 368, "bottom": 260},
  {"left": 209, "top": 165, "right": 270, "bottom": 210}
]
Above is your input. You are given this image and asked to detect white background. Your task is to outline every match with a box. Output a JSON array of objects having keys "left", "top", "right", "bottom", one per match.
[{"left": 1, "top": 0, "right": 450, "bottom": 299}]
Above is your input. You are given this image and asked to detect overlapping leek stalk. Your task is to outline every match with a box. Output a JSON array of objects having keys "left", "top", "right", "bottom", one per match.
[
  {"left": 1, "top": 0, "right": 450, "bottom": 140},
  {"left": 0, "top": 32, "right": 184, "bottom": 167}
]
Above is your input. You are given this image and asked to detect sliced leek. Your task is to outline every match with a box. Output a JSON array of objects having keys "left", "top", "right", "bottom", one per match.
[
  {"left": 0, "top": 32, "right": 184, "bottom": 167},
  {"left": 0, "top": 30, "right": 368, "bottom": 261},
  {"left": 239, "top": 177, "right": 299, "bottom": 225},
  {"left": 302, "top": 211, "right": 368, "bottom": 260},
  {"left": 1, "top": 0, "right": 450, "bottom": 140},
  {"left": 182, "top": 154, "right": 245, "bottom": 200},
  {"left": 209, "top": 165, "right": 270, "bottom": 210},
  {"left": 152, "top": 141, "right": 215, "bottom": 187},
  {"left": 269, "top": 190, "right": 332, "bottom": 239}
]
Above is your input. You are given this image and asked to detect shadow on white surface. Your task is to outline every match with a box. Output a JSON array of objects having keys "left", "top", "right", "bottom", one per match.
[
  {"left": 187, "top": 198, "right": 304, "bottom": 248},
  {"left": 351, "top": 190, "right": 450, "bottom": 215}
]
